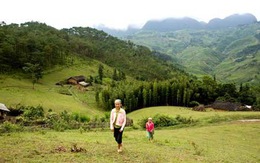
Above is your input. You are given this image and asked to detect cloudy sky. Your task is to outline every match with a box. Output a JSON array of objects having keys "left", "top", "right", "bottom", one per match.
[{"left": 1, "top": 0, "right": 259, "bottom": 30}]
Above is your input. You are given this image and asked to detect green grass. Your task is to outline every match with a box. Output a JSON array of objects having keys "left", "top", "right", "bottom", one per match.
[
  {"left": 0, "top": 121, "right": 259, "bottom": 162},
  {"left": 1, "top": 106, "right": 259, "bottom": 162},
  {"left": 0, "top": 76, "right": 103, "bottom": 116},
  {"left": 127, "top": 106, "right": 260, "bottom": 126},
  {"left": 0, "top": 58, "right": 108, "bottom": 116}
]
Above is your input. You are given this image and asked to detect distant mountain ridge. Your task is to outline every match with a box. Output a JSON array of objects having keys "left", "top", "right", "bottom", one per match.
[
  {"left": 207, "top": 13, "right": 257, "bottom": 29},
  {"left": 96, "top": 13, "right": 260, "bottom": 85},
  {"left": 142, "top": 13, "right": 257, "bottom": 31},
  {"left": 142, "top": 17, "right": 204, "bottom": 31},
  {"left": 124, "top": 22, "right": 260, "bottom": 84},
  {"left": 98, "top": 13, "right": 258, "bottom": 35}
]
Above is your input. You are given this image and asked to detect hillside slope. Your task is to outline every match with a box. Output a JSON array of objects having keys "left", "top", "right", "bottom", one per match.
[
  {"left": 0, "top": 22, "right": 187, "bottom": 81},
  {"left": 123, "top": 23, "right": 260, "bottom": 84},
  {"left": 0, "top": 58, "right": 108, "bottom": 116}
]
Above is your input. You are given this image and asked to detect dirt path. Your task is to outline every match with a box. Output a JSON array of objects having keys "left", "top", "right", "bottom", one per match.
[{"left": 237, "top": 119, "right": 260, "bottom": 122}]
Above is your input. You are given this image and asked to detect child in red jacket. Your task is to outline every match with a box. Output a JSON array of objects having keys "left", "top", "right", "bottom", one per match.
[{"left": 146, "top": 117, "right": 154, "bottom": 142}]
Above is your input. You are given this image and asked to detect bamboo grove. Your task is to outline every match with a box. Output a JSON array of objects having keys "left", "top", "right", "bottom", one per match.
[{"left": 97, "top": 76, "right": 258, "bottom": 112}]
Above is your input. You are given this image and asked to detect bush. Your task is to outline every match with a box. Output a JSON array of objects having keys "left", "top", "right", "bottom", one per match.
[
  {"left": 70, "top": 112, "right": 91, "bottom": 123},
  {"left": 138, "top": 114, "right": 177, "bottom": 128},
  {"left": 153, "top": 114, "right": 177, "bottom": 127},
  {"left": 0, "top": 121, "right": 23, "bottom": 133},
  {"left": 79, "top": 115, "right": 90, "bottom": 123},
  {"left": 138, "top": 114, "right": 196, "bottom": 128},
  {"left": 189, "top": 101, "right": 200, "bottom": 107},
  {"left": 175, "top": 115, "right": 196, "bottom": 124},
  {"left": 52, "top": 120, "right": 69, "bottom": 131},
  {"left": 22, "top": 105, "right": 44, "bottom": 120}
]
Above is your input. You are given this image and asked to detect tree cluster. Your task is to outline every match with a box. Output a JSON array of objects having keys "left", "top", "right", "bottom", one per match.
[
  {"left": 97, "top": 76, "right": 259, "bottom": 112},
  {"left": 0, "top": 21, "right": 182, "bottom": 81}
]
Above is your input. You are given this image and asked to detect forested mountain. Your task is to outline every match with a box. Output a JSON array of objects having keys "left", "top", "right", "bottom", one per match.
[
  {"left": 0, "top": 21, "right": 184, "bottom": 81},
  {"left": 125, "top": 23, "right": 260, "bottom": 84},
  {"left": 99, "top": 14, "right": 260, "bottom": 85},
  {"left": 0, "top": 21, "right": 259, "bottom": 112}
]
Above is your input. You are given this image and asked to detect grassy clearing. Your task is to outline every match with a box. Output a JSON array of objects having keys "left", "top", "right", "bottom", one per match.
[
  {"left": 0, "top": 59, "right": 107, "bottom": 116},
  {"left": 0, "top": 122, "right": 259, "bottom": 162},
  {"left": 127, "top": 106, "right": 260, "bottom": 126}
]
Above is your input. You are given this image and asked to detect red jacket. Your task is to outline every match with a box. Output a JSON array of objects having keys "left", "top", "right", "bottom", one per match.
[{"left": 146, "top": 121, "right": 154, "bottom": 132}]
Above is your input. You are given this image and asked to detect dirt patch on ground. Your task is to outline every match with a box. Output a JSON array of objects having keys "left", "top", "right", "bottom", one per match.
[
  {"left": 237, "top": 119, "right": 260, "bottom": 122},
  {"left": 230, "top": 119, "right": 260, "bottom": 125}
]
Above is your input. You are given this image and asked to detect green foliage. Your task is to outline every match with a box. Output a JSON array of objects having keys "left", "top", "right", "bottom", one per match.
[
  {"left": 0, "top": 121, "right": 23, "bottom": 133},
  {"left": 99, "top": 76, "right": 259, "bottom": 112},
  {"left": 44, "top": 111, "right": 91, "bottom": 131},
  {"left": 0, "top": 22, "right": 68, "bottom": 72},
  {"left": 127, "top": 24, "right": 260, "bottom": 85},
  {"left": 1, "top": 21, "right": 260, "bottom": 115},
  {"left": 152, "top": 114, "right": 177, "bottom": 127},
  {"left": 23, "top": 63, "right": 43, "bottom": 89},
  {"left": 98, "top": 64, "right": 104, "bottom": 83},
  {"left": 175, "top": 114, "right": 196, "bottom": 124},
  {"left": 0, "top": 22, "right": 185, "bottom": 81},
  {"left": 188, "top": 101, "right": 200, "bottom": 107},
  {"left": 22, "top": 105, "right": 44, "bottom": 120},
  {"left": 138, "top": 114, "right": 196, "bottom": 128}
]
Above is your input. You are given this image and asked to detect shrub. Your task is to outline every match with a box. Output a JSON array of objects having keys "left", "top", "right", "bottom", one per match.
[
  {"left": 60, "top": 110, "right": 71, "bottom": 122},
  {"left": 153, "top": 114, "right": 177, "bottom": 127},
  {"left": 71, "top": 112, "right": 80, "bottom": 121},
  {"left": 175, "top": 115, "right": 196, "bottom": 124},
  {"left": 22, "top": 105, "right": 44, "bottom": 120},
  {"left": 189, "top": 101, "right": 200, "bottom": 107},
  {"left": 52, "top": 120, "right": 68, "bottom": 131},
  {"left": 79, "top": 115, "right": 90, "bottom": 123},
  {"left": 138, "top": 114, "right": 196, "bottom": 128},
  {"left": 0, "top": 121, "right": 23, "bottom": 133},
  {"left": 138, "top": 114, "right": 177, "bottom": 128}
]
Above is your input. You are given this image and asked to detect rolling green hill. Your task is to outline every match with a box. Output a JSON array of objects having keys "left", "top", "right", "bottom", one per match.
[
  {"left": 0, "top": 58, "right": 108, "bottom": 116},
  {"left": 1, "top": 21, "right": 259, "bottom": 114},
  {"left": 0, "top": 22, "right": 190, "bottom": 114},
  {"left": 124, "top": 23, "right": 260, "bottom": 84}
]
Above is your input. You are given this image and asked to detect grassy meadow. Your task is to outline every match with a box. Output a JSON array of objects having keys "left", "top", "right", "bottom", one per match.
[
  {"left": 1, "top": 106, "right": 260, "bottom": 163},
  {"left": 127, "top": 106, "right": 260, "bottom": 126},
  {"left": 0, "top": 121, "right": 259, "bottom": 163}
]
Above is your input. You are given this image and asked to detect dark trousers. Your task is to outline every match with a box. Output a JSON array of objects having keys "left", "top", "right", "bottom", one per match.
[{"left": 114, "top": 128, "right": 123, "bottom": 144}]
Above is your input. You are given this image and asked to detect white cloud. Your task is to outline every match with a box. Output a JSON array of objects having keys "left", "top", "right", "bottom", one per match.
[{"left": 1, "top": 0, "right": 259, "bottom": 29}]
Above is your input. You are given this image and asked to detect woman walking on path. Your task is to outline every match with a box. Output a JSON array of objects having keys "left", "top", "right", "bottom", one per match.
[{"left": 110, "top": 99, "right": 126, "bottom": 153}]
